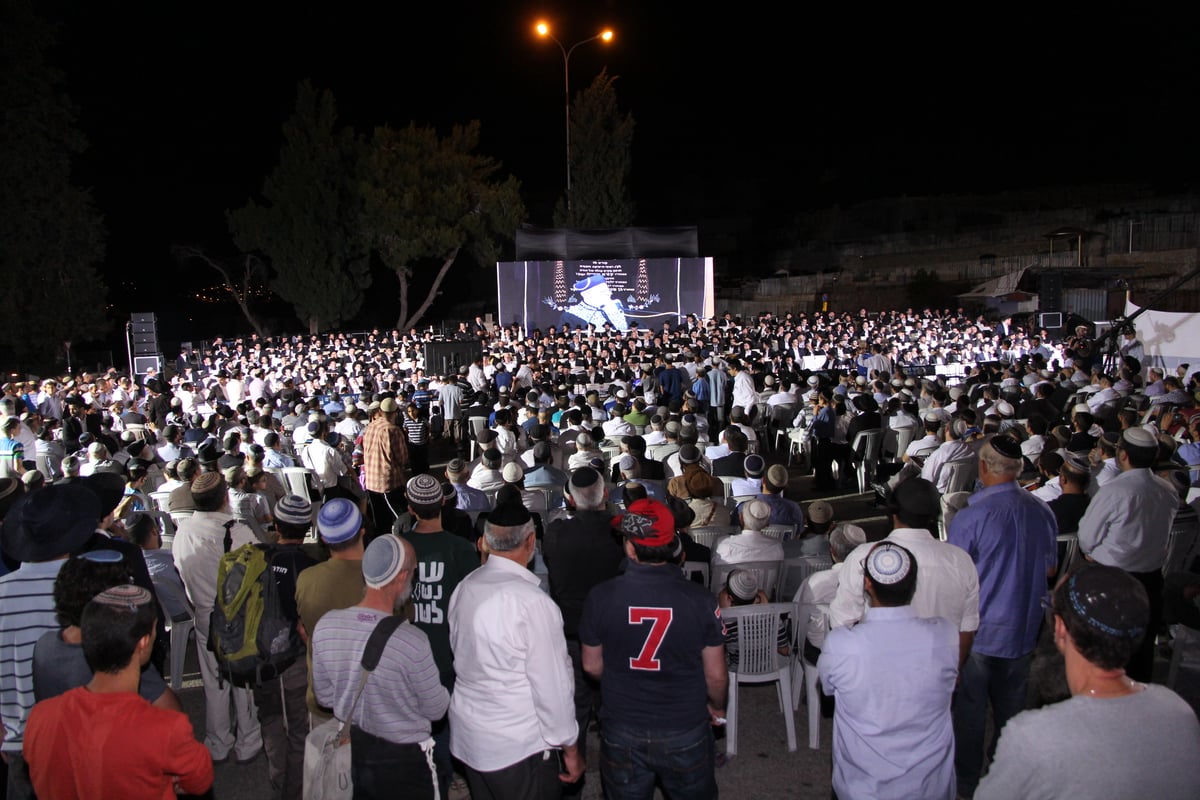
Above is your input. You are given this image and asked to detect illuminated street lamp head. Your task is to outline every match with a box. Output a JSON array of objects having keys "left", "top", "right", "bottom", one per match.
[
  {"left": 601, "top": 29, "right": 613, "bottom": 42},
  {"left": 535, "top": 21, "right": 549, "bottom": 36}
]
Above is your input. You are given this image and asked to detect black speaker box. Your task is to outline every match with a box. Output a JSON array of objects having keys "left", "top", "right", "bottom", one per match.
[{"left": 423, "top": 341, "right": 481, "bottom": 378}]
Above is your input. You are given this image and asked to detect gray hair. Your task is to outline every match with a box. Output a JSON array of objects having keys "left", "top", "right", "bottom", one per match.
[
  {"left": 829, "top": 522, "right": 867, "bottom": 562},
  {"left": 484, "top": 519, "right": 535, "bottom": 553},
  {"left": 570, "top": 477, "right": 607, "bottom": 511}
]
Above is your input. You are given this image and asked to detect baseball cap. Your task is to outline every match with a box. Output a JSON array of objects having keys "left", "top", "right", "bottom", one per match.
[{"left": 613, "top": 498, "right": 676, "bottom": 548}]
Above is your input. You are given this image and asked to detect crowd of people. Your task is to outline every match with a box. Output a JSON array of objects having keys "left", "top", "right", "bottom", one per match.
[{"left": 1, "top": 303, "right": 1200, "bottom": 799}]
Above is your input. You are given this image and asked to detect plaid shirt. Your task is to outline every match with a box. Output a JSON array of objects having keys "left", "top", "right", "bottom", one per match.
[{"left": 362, "top": 417, "right": 409, "bottom": 493}]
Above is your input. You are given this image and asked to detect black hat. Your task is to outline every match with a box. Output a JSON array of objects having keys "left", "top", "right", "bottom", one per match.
[
  {"left": 889, "top": 477, "right": 941, "bottom": 519},
  {"left": 79, "top": 472, "right": 126, "bottom": 520},
  {"left": 2, "top": 484, "right": 100, "bottom": 562}
]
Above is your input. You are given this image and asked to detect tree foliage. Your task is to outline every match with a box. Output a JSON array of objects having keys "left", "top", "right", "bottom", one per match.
[
  {"left": 228, "top": 80, "right": 369, "bottom": 334},
  {"left": 553, "top": 69, "right": 635, "bottom": 229},
  {"left": 360, "top": 121, "right": 525, "bottom": 331},
  {"left": 0, "top": 0, "right": 108, "bottom": 371}
]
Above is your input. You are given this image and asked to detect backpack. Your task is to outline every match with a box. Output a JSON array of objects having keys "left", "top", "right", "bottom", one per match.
[{"left": 208, "top": 524, "right": 303, "bottom": 687}]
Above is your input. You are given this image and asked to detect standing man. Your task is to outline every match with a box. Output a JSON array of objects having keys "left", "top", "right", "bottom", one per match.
[
  {"left": 820, "top": 542, "right": 958, "bottom": 800},
  {"left": 0, "top": 484, "right": 101, "bottom": 799},
  {"left": 580, "top": 498, "right": 727, "bottom": 800},
  {"left": 398, "top": 473, "right": 481, "bottom": 797},
  {"left": 449, "top": 503, "right": 584, "bottom": 798},
  {"left": 976, "top": 564, "right": 1200, "bottom": 800},
  {"left": 1076, "top": 427, "right": 1179, "bottom": 682},
  {"left": 362, "top": 396, "right": 409, "bottom": 532},
  {"left": 295, "top": 498, "right": 367, "bottom": 720},
  {"left": 312, "top": 535, "right": 449, "bottom": 799},
  {"left": 541, "top": 467, "right": 623, "bottom": 773},
  {"left": 830, "top": 477, "right": 980, "bottom": 668},
  {"left": 947, "top": 436, "right": 1058, "bottom": 798},
  {"left": 172, "top": 472, "right": 263, "bottom": 764},
  {"left": 727, "top": 359, "right": 759, "bottom": 424}
]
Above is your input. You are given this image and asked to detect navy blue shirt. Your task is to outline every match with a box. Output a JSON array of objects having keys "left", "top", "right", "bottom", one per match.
[{"left": 580, "top": 561, "right": 725, "bottom": 730}]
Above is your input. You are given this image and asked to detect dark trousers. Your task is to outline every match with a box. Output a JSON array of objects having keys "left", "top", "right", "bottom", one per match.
[
  {"left": 565, "top": 637, "right": 599, "bottom": 764},
  {"left": 253, "top": 659, "right": 309, "bottom": 800},
  {"left": 349, "top": 726, "right": 436, "bottom": 800},
  {"left": 813, "top": 438, "right": 836, "bottom": 490},
  {"left": 463, "top": 749, "right": 563, "bottom": 800},
  {"left": 408, "top": 443, "right": 430, "bottom": 476},
  {"left": 4, "top": 752, "right": 33, "bottom": 800},
  {"left": 366, "top": 488, "right": 406, "bottom": 537},
  {"left": 1128, "top": 568, "right": 1165, "bottom": 683}
]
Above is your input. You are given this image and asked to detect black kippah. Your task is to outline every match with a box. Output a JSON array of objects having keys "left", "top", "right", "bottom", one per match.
[
  {"left": 989, "top": 436, "right": 1022, "bottom": 460},
  {"left": 488, "top": 502, "right": 532, "bottom": 527},
  {"left": 570, "top": 467, "right": 600, "bottom": 489}
]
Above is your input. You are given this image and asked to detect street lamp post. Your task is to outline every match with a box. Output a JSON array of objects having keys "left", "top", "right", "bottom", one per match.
[{"left": 535, "top": 21, "right": 613, "bottom": 214}]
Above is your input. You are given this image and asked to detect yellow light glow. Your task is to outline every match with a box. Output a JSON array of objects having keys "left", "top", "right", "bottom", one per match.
[
  {"left": 536, "top": 21, "right": 549, "bottom": 36},
  {"left": 601, "top": 29, "right": 614, "bottom": 42}
]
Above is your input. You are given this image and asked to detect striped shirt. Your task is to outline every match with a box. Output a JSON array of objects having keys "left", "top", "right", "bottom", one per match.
[
  {"left": 0, "top": 560, "right": 66, "bottom": 752},
  {"left": 403, "top": 417, "right": 429, "bottom": 447},
  {"left": 311, "top": 607, "right": 449, "bottom": 744}
]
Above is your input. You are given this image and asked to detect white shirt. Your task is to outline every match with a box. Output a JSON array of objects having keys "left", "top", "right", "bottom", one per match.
[
  {"left": 920, "top": 440, "right": 975, "bottom": 493},
  {"left": 301, "top": 438, "right": 346, "bottom": 491},
  {"left": 173, "top": 511, "right": 258, "bottom": 637},
  {"left": 829, "top": 528, "right": 980, "bottom": 634},
  {"left": 713, "top": 531, "right": 785, "bottom": 566},
  {"left": 731, "top": 371, "right": 759, "bottom": 416},
  {"left": 449, "top": 555, "right": 578, "bottom": 771},
  {"left": 794, "top": 565, "right": 841, "bottom": 650}
]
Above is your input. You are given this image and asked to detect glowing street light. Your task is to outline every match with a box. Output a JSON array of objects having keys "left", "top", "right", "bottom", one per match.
[{"left": 535, "top": 20, "right": 614, "bottom": 213}]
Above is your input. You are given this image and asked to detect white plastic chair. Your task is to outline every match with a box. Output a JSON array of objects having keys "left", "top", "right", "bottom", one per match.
[
  {"left": 711, "top": 559, "right": 784, "bottom": 601},
  {"left": 938, "top": 458, "right": 978, "bottom": 495},
  {"left": 849, "top": 429, "right": 883, "bottom": 494},
  {"left": 938, "top": 491, "right": 972, "bottom": 541},
  {"left": 761, "top": 524, "right": 796, "bottom": 542},
  {"left": 777, "top": 555, "right": 832, "bottom": 602},
  {"left": 722, "top": 602, "right": 797, "bottom": 756},
  {"left": 1167, "top": 624, "right": 1200, "bottom": 690},
  {"left": 682, "top": 560, "right": 710, "bottom": 587},
  {"left": 1164, "top": 515, "right": 1199, "bottom": 576},
  {"left": 687, "top": 525, "right": 738, "bottom": 551},
  {"left": 1057, "top": 534, "right": 1081, "bottom": 576},
  {"left": 791, "top": 600, "right": 829, "bottom": 749},
  {"left": 152, "top": 582, "right": 195, "bottom": 692}
]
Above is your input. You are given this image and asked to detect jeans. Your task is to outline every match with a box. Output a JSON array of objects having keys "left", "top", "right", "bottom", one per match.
[
  {"left": 600, "top": 720, "right": 717, "bottom": 800},
  {"left": 953, "top": 650, "right": 1033, "bottom": 797}
]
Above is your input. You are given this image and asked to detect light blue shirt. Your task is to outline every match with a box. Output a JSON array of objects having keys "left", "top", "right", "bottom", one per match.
[
  {"left": 1077, "top": 468, "right": 1179, "bottom": 573},
  {"left": 819, "top": 606, "right": 958, "bottom": 800},
  {"left": 948, "top": 481, "right": 1057, "bottom": 658}
]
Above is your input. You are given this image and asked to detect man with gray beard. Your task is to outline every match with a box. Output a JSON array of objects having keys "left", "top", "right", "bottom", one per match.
[{"left": 312, "top": 535, "right": 448, "bottom": 800}]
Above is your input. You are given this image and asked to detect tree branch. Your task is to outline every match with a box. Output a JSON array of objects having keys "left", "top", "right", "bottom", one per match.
[{"left": 399, "top": 247, "right": 460, "bottom": 333}]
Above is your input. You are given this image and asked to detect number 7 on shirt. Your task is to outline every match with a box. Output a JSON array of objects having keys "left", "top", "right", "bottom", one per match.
[{"left": 628, "top": 607, "right": 673, "bottom": 671}]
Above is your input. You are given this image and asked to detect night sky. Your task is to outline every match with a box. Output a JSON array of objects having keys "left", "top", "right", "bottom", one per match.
[{"left": 39, "top": 2, "right": 1198, "bottom": 348}]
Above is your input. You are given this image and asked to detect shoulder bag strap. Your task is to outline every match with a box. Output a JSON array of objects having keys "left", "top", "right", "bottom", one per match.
[
  {"left": 339, "top": 615, "right": 406, "bottom": 733},
  {"left": 222, "top": 519, "right": 237, "bottom": 553}
]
